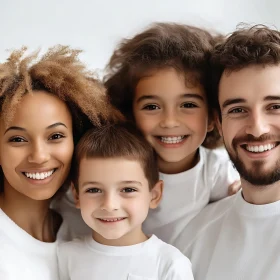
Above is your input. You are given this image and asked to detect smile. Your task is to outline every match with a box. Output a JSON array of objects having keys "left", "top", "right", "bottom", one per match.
[
  {"left": 23, "top": 169, "right": 56, "bottom": 180},
  {"left": 98, "top": 217, "right": 126, "bottom": 222},
  {"left": 158, "top": 135, "right": 186, "bottom": 144},
  {"left": 243, "top": 143, "right": 278, "bottom": 153}
]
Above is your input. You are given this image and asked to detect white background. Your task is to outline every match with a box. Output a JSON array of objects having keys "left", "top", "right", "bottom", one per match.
[{"left": 0, "top": 0, "right": 279, "bottom": 74}]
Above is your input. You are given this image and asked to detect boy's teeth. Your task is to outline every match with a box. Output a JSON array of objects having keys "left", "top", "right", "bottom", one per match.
[
  {"left": 160, "top": 136, "right": 185, "bottom": 144},
  {"left": 246, "top": 143, "right": 276, "bottom": 153},
  {"left": 24, "top": 170, "right": 55, "bottom": 180},
  {"left": 100, "top": 218, "right": 124, "bottom": 222}
]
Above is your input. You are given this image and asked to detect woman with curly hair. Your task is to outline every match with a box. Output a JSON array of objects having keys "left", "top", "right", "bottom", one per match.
[{"left": 0, "top": 45, "right": 120, "bottom": 280}]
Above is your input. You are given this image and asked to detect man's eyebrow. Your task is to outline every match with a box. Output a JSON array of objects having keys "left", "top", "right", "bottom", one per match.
[
  {"left": 4, "top": 122, "right": 67, "bottom": 135},
  {"left": 222, "top": 98, "right": 246, "bottom": 108},
  {"left": 264, "top": 95, "right": 280, "bottom": 101}
]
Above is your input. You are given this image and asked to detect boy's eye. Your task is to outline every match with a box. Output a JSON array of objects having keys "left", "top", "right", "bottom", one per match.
[
  {"left": 121, "top": 187, "right": 137, "bottom": 193},
  {"left": 181, "top": 102, "right": 197, "bottom": 108},
  {"left": 86, "top": 188, "right": 101, "bottom": 193},
  {"left": 142, "top": 104, "right": 160, "bottom": 110},
  {"left": 49, "top": 133, "right": 65, "bottom": 140},
  {"left": 9, "top": 136, "right": 26, "bottom": 143}
]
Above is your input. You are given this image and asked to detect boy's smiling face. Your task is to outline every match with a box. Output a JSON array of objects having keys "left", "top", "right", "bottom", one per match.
[
  {"left": 133, "top": 68, "right": 213, "bottom": 174},
  {"left": 75, "top": 157, "right": 162, "bottom": 246}
]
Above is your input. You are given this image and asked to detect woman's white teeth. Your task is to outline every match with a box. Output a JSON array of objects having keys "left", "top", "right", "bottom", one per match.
[
  {"left": 24, "top": 170, "right": 55, "bottom": 180},
  {"left": 160, "top": 136, "right": 185, "bottom": 144},
  {"left": 246, "top": 143, "right": 276, "bottom": 153}
]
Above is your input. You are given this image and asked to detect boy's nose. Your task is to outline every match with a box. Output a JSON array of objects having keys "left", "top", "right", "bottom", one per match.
[{"left": 101, "top": 193, "right": 119, "bottom": 212}]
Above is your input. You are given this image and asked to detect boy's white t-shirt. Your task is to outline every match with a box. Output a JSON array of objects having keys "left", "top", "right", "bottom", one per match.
[
  {"left": 0, "top": 208, "right": 66, "bottom": 280},
  {"left": 57, "top": 234, "right": 194, "bottom": 280},
  {"left": 143, "top": 146, "right": 239, "bottom": 244},
  {"left": 174, "top": 192, "right": 280, "bottom": 280}
]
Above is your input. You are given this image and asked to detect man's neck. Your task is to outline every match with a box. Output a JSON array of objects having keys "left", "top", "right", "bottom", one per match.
[{"left": 241, "top": 179, "right": 280, "bottom": 205}]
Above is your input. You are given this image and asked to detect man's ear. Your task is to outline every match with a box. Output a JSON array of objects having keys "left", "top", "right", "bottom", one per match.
[
  {"left": 214, "top": 110, "right": 223, "bottom": 137},
  {"left": 71, "top": 183, "right": 80, "bottom": 209},
  {"left": 150, "top": 180, "right": 163, "bottom": 209}
]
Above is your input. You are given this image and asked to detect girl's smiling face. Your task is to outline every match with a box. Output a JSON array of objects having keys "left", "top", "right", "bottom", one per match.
[
  {"left": 0, "top": 91, "right": 74, "bottom": 200},
  {"left": 133, "top": 68, "right": 213, "bottom": 174}
]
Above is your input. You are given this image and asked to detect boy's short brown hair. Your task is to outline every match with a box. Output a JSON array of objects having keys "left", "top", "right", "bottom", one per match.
[
  {"left": 104, "top": 22, "right": 223, "bottom": 148},
  {"left": 72, "top": 122, "right": 159, "bottom": 192},
  {"left": 210, "top": 24, "right": 280, "bottom": 117}
]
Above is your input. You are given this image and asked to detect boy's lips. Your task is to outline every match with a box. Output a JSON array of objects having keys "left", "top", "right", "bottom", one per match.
[
  {"left": 97, "top": 217, "right": 127, "bottom": 223},
  {"left": 155, "top": 135, "right": 187, "bottom": 144}
]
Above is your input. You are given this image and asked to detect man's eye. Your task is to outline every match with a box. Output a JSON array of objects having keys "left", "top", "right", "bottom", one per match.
[
  {"left": 142, "top": 104, "right": 160, "bottom": 110},
  {"left": 9, "top": 137, "right": 26, "bottom": 142},
  {"left": 86, "top": 188, "right": 101, "bottom": 193},
  {"left": 121, "top": 188, "right": 136, "bottom": 193},
  {"left": 181, "top": 102, "right": 197, "bottom": 108},
  {"left": 228, "top": 108, "right": 245, "bottom": 114},
  {"left": 49, "top": 133, "right": 65, "bottom": 140}
]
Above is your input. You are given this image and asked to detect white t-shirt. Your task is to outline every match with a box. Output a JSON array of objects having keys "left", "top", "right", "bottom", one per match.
[
  {"left": 0, "top": 208, "right": 65, "bottom": 280},
  {"left": 174, "top": 191, "right": 280, "bottom": 280},
  {"left": 57, "top": 234, "right": 194, "bottom": 280},
  {"left": 143, "top": 146, "right": 239, "bottom": 245}
]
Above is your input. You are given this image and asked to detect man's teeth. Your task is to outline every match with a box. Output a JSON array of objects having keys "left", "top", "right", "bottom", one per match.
[
  {"left": 246, "top": 143, "right": 276, "bottom": 153},
  {"left": 24, "top": 170, "right": 55, "bottom": 180},
  {"left": 99, "top": 218, "right": 124, "bottom": 222},
  {"left": 160, "top": 136, "right": 185, "bottom": 144}
]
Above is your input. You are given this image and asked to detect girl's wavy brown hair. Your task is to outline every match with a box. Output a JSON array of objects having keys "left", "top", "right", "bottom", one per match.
[
  {"left": 0, "top": 45, "right": 122, "bottom": 193},
  {"left": 104, "top": 22, "right": 223, "bottom": 149},
  {"left": 210, "top": 24, "right": 280, "bottom": 117}
]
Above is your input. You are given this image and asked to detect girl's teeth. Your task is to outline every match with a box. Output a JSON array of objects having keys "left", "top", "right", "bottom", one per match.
[
  {"left": 160, "top": 136, "right": 185, "bottom": 144},
  {"left": 246, "top": 143, "right": 276, "bottom": 153},
  {"left": 24, "top": 170, "right": 55, "bottom": 180}
]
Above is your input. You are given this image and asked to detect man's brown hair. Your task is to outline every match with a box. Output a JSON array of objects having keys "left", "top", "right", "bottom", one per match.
[
  {"left": 104, "top": 22, "right": 222, "bottom": 148},
  {"left": 72, "top": 122, "right": 159, "bottom": 192},
  {"left": 0, "top": 45, "right": 121, "bottom": 193},
  {"left": 210, "top": 24, "right": 280, "bottom": 117}
]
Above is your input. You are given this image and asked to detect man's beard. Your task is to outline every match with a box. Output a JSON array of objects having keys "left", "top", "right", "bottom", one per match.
[{"left": 225, "top": 134, "right": 280, "bottom": 186}]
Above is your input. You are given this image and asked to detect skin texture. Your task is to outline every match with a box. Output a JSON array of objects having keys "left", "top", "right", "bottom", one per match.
[
  {"left": 75, "top": 157, "right": 163, "bottom": 246},
  {"left": 133, "top": 68, "right": 213, "bottom": 174},
  {"left": 0, "top": 91, "right": 74, "bottom": 241},
  {"left": 217, "top": 65, "right": 280, "bottom": 205}
]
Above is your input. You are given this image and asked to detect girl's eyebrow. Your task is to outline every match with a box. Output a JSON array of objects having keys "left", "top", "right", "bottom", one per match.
[
  {"left": 136, "top": 93, "right": 204, "bottom": 103},
  {"left": 4, "top": 122, "right": 67, "bottom": 135}
]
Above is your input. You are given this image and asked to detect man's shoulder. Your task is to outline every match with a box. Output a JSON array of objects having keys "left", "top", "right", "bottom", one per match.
[{"left": 174, "top": 194, "right": 237, "bottom": 253}]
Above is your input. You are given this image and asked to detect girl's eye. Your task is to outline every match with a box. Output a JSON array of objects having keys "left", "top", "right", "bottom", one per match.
[
  {"left": 9, "top": 137, "right": 26, "bottom": 143},
  {"left": 181, "top": 102, "right": 197, "bottom": 108},
  {"left": 228, "top": 108, "right": 245, "bottom": 114},
  {"left": 121, "top": 187, "right": 137, "bottom": 193},
  {"left": 49, "top": 133, "right": 65, "bottom": 140},
  {"left": 86, "top": 188, "right": 101, "bottom": 193},
  {"left": 142, "top": 104, "right": 160, "bottom": 110}
]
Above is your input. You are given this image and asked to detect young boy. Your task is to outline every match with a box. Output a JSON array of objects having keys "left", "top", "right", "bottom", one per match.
[
  {"left": 57, "top": 122, "right": 194, "bottom": 280},
  {"left": 104, "top": 22, "right": 240, "bottom": 245}
]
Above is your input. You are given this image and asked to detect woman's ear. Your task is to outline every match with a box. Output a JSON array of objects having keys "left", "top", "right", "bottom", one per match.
[
  {"left": 150, "top": 180, "right": 164, "bottom": 209},
  {"left": 71, "top": 183, "right": 80, "bottom": 209}
]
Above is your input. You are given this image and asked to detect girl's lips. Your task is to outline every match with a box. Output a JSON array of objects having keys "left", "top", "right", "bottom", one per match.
[{"left": 154, "top": 135, "right": 188, "bottom": 148}]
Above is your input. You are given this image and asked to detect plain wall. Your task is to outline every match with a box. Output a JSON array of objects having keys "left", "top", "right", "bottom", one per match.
[{"left": 1, "top": 0, "right": 279, "bottom": 73}]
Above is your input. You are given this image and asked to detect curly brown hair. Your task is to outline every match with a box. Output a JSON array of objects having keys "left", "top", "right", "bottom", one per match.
[
  {"left": 210, "top": 24, "right": 280, "bottom": 116},
  {"left": 104, "top": 22, "right": 222, "bottom": 149},
  {"left": 0, "top": 45, "right": 122, "bottom": 193}
]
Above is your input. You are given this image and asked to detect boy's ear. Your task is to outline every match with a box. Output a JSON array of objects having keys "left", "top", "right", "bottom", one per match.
[
  {"left": 214, "top": 110, "right": 223, "bottom": 137},
  {"left": 150, "top": 180, "right": 163, "bottom": 209},
  {"left": 71, "top": 183, "right": 80, "bottom": 209}
]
